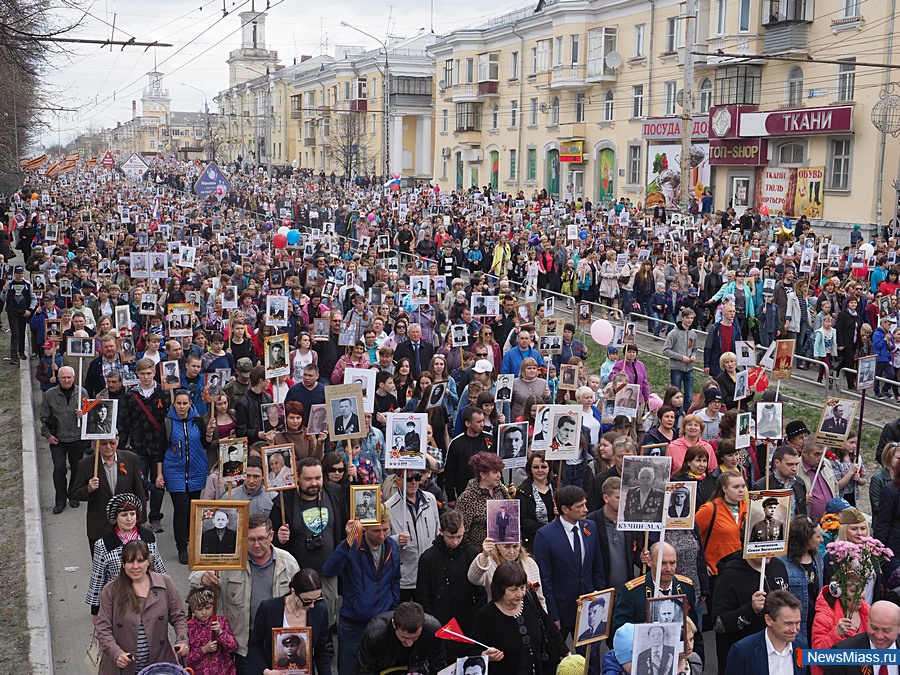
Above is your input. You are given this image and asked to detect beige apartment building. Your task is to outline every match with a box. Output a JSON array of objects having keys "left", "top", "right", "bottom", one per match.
[{"left": 429, "top": 0, "right": 900, "bottom": 229}]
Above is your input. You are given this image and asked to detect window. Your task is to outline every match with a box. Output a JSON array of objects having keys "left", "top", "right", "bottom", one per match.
[
  {"left": 510, "top": 100, "right": 518, "bottom": 127},
  {"left": 828, "top": 139, "right": 852, "bottom": 190},
  {"left": 698, "top": 78, "right": 713, "bottom": 113},
  {"left": 603, "top": 90, "right": 614, "bottom": 121},
  {"left": 764, "top": 0, "right": 812, "bottom": 23},
  {"left": 443, "top": 59, "right": 453, "bottom": 87},
  {"left": 787, "top": 67, "right": 804, "bottom": 106},
  {"left": 534, "top": 39, "right": 552, "bottom": 73},
  {"left": 738, "top": 0, "right": 751, "bottom": 31},
  {"left": 634, "top": 24, "right": 646, "bottom": 58},
  {"left": 530, "top": 98, "right": 538, "bottom": 125},
  {"left": 442, "top": 109, "right": 448, "bottom": 133},
  {"left": 550, "top": 97, "right": 560, "bottom": 125},
  {"left": 344, "top": 81, "right": 351, "bottom": 100},
  {"left": 837, "top": 59, "right": 856, "bottom": 101},
  {"left": 455, "top": 102, "right": 482, "bottom": 131},
  {"left": 509, "top": 149, "right": 517, "bottom": 179},
  {"left": 454, "top": 60, "right": 460, "bottom": 85},
  {"left": 714, "top": 65, "right": 762, "bottom": 105},
  {"left": 466, "top": 58, "right": 474, "bottom": 83},
  {"left": 491, "top": 104, "right": 499, "bottom": 129},
  {"left": 527, "top": 148, "right": 537, "bottom": 180},
  {"left": 665, "top": 16, "right": 684, "bottom": 52},
  {"left": 531, "top": 47, "right": 538, "bottom": 74},
  {"left": 371, "top": 77, "right": 377, "bottom": 100},
  {"left": 841, "top": 0, "right": 860, "bottom": 18},
  {"left": 627, "top": 143, "right": 642, "bottom": 185},
  {"left": 478, "top": 52, "right": 500, "bottom": 81},
  {"left": 778, "top": 142, "right": 805, "bottom": 165},
  {"left": 511, "top": 51, "right": 519, "bottom": 79},
  {"left": 632, "top": 85, "right": 644, "bottom": 118},
  {"left": 571, "top": 35, "right": 580, "bottom": 63},
  {"left": 575, "top": 93, "right": 585, "bottom": 122},
  {"left": 664, "top": 81, "right": 677, "bottom": 115},
  {"left": 716, "top": 0, "right": 727, "bottom": 35},
  {"left": 586, "top": 27, "right": 618, "bottom": 78},
  {"left": 555, "top": 37, "right": 563, "bottom": 65}
]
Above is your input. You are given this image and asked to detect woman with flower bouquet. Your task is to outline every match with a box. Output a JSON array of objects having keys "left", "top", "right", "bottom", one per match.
[{"left": 825, "top": 508, "right": 886, "bottom": 606}]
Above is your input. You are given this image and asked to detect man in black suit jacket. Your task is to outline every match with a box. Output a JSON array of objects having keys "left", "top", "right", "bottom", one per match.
[
  {"left": 394, "top": 323, "right": 435, "bottom": 378},
  {"left": 824, "top": 601, "right": 900, "bottom": 674},
  {"left": 70, "top": 436, "right": 145, "bottom": 555}
]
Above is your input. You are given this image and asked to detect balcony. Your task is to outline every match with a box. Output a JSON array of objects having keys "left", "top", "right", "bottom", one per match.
[
  {"left": 763, "top": 21, "right": 809, "bottom": 53},
  {"left": 291, "top": 110, "right": 303, "bottom": 120},
  {"left": 478, "top": 80, "right": 499, "bottom": 96},
  {"left": 706, "top": 35, "right": 764, "bottom": 65},
  {"left": 527, "top": 71, "right": 552, "bottom": 88},
  {"left": 557, "top": 122, "right": 587, "bottom": 139},
  {"left": 585, "top": 60, "right": 618, "bottom": 83},
  {"left": 451, "top": 84, "right": 480, "bottom": 103},
  {"left": 550, "top": 64, "right": 586, "bottom": 90},
  {"left": 304, "top": 137, "right": 316, "bottom": 147},
  {"left": 317, "top": 105, "right": 331, "bottom": 116},
  {"left": 349, "top": 99, "right": 367, "bottom": 113}
]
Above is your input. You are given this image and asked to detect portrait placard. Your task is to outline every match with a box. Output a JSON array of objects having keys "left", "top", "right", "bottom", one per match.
[
  {"left": 632, "top": 623, "right": 681, "bottom": 675},
  {"left": 312, "top": 318, "right": 329, "bottom": 342},
  {"left": 573, "top": 589, "right": 614, "bottom": 647},
  {"left": 857, "top": 354, "right": 877, "bottom": 391},
  {"left": 261, "top": 403, "right": 285, "bottom": 433},
  {"left": 613, "top": 383, "right": 640, "bottom": 419},
  {"left": 647, "top": 594, "right": 687, "bottom": 643},
  {"left": 350, "top": 485, "right": 381, "bottom": 525},
  {"left": 264, "top": 333, "right": 290, "bottom": 380},
  {"left": 471, "top": 294, "right": 499, "bottom": 318},
  {"left": 45, "top": 318, "right": 61, "bottom": 343},
  {"left": 814, "top": 398, "right": 857, "bottom": 448},
  {"left": 385, "top": 412, "right": 428, "bottom": 470},
  {"left": 139, "top": 292, "right": 158, "bottom": 316},
  {"left": 736, "top": 411, "right": 752, "bottom": 449},
  {"left": 617, "top": 455, "right": 672, "bottom": 531},
  {"left": 266, "top": 295, "right": 289, "bottom": 328},
  {"left": 577, "top": 302, "right": 592, "bottom": 327},
  {"left": 159, "top": 359, "right": 181, "bottom": 390},
  {"left": 409, "top": 275, "right": 430, "bottom": 305},
  {"left": 344, "top": 367, "right": 376, "bottom": 414},
  {"left": 530, "top": 405, "right": 551, "bottom": 452},
  {"left": 66, "top": 336, "right": 95, "bottom": 358},
  {"left": 546, "top": 405, "right": 581, "bottom": 461},
  {"left": 307, "top": 404, "right": 328, "bottom": 435},
  {"left": 497, "top": 421, "right": 529, "bottom": 469},
  {"left": 771, "top": 339, "right": 795, "bottom": 380},
  {"left": 167, "top": 302, "right": 193, "bottom": 338},
  {"left": 755, "top": 401, "right": 783, "bottom": 441},
  {"left": 735, "top": 341, "right": 755, "bottom": 367},
  {"left": 325, "top": 383, "right": 367, "bottom": 441},
  {"left": 80, "top": 399, "right": 118, "bottom": 440},
  {"left": 188, "top": 500, "right": 250, "bottom": 571},
  {"left": 559, "top": 364, "right": 579, "bottom": 390},
  {"left": 743, "top": 489, "right": 793, "bottom": 559},
  {"left": 262, "top": 444, "right": 296, "bottom": 491},
  {"left": 219, "top": 437, "right": 249, "bottom": 486},
  {"left": 486, "top": 499, "right": 520, "bottom": 544},
  {"left": 271, "top": 626, "right": 312, "bottom": 673},
  {"left": 495, "top": 374, "right": 514, "bottom": 403},
  {"left": 664, "top": 482, "right": 696, "bottom": 530}
]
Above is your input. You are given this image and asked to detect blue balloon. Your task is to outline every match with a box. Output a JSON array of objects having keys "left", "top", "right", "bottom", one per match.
[
  {"left": 578, "top": 229, "right": 588, "bottom": 240},
  {"left": 286, "top": 229, "right": 301, "bottom": 245}
]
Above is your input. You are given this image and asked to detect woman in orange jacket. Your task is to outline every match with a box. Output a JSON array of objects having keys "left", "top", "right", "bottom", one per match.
[{"left": 695, "top": 471, "right": 747, "bottom": 599}]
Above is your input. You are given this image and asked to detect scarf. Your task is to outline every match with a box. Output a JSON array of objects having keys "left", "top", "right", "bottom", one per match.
[
  {"left": 687, "top": 470, "right": 706, "bottom": 481},
  {"left": 116, "top": 525, "right": 140, "bottom": 544},
  {"left": 532, "top": 482, "right": 549, "bottom": 524}
]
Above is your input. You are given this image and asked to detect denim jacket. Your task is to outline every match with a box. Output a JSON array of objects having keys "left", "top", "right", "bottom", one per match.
[{"left": 777, "top": 551, "right": 823, "bottom": 640}]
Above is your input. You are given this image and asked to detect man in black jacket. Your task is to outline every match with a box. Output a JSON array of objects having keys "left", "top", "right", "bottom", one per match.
[
  {"left": 394, "top": 323, "right": 436, "bottom": 379},
  {"left": 357, "top": 602, "right": 446, "bottom": 675},
  {"left": 415, "top": 510, "right": 484, "bottom": 655},
  {"left": 313, "top": 311, "right": 342, "bottom": 386},
  {"left": 876, "top": 418, "right": 900, "bottom": 465},
  {"left": 236, "top": 365, "right": 273, "bottom": 442},
  {"left": 444, "top": 407, "right": 492, "bottom": 505}
]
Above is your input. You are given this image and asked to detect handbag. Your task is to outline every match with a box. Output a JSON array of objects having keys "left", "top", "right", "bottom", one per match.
[
  {"left": 83, "top": 628, "right": 101, "bottom": 674},
  {"left": 524, "top": 589, "right": 565, "bottom": 672}
]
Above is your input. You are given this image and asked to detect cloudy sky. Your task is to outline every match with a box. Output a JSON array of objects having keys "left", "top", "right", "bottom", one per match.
[{"left": 39, "top": 0, "right": 528, "bottom": 147}]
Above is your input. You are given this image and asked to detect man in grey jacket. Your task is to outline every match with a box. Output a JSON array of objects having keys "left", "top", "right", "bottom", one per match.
[
  {"left": 40, "top": 365, "right": 88, "bottom": 513},
  {"left": 662, "top": 307, "right": 699, "bottom": 412},
  {"left": 386, "top": 470, "right": 440, "bottom": 602}
]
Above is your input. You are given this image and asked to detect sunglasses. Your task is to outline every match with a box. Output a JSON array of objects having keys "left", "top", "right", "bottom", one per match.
[
  {"left": 299, "top": 595, "right": 325, "bottom": 607},
  {"left": 329, "top": 467, "right": 346, "bottom": 473},
  {"left": 408, "top": 474, "right": 423, "bottom": 482}
]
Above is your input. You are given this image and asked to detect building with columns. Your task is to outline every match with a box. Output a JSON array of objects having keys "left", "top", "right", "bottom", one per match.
[{"left": 428, "top": 0, "right": 900, "bottom": 230}]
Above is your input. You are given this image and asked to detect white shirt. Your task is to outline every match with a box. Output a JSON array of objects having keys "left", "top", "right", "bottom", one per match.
[
  {"left": 870, "top": 639, "right": 897, "bottom": 675},
  {"left": 764, "top": 629, "right": 794, "bottom": 675},
  {"left": 565, "top": 519, "right": 584, "bottom": 564}
]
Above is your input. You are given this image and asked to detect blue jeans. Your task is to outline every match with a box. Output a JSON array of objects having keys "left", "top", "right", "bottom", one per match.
[
  {"left": 338, "top": 618, "right": 367, "bottom": 675},
  {"left": 562, "top": 462, "right": 584, "bottom": 488},
  {"left": 649, "top": 309, "right": 663, "bottom": 336},
  {"left": 620, "top": 289, "right": 633, "bottom": 317},
  {"left": 670, "top": 369, "right": 694, "bottom": 413},
  {"left": 876, "top": 362, "right": 897, "bottom": 396}
]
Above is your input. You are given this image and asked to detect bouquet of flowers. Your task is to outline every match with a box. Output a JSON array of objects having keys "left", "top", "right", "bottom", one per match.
[
  {"left": 818, "top": 513, "right": 842, "bottom": 556},
  {"left": 826, "top": 537, "right": 893, "bottom": 616}
]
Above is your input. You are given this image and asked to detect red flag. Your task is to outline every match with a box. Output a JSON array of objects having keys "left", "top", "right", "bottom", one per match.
[{"left": 435, "top": 618, "right": 477, "bottom": 645}]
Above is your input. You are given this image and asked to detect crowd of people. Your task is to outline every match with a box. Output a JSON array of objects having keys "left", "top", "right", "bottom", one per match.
[{"left": 16, "top": 157, "right": 900, "bottom": 675}]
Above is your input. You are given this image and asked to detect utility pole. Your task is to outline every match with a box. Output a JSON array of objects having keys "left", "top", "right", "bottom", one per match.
[{"left": 680, "top": 0, "right": 698, "bottom": 214}]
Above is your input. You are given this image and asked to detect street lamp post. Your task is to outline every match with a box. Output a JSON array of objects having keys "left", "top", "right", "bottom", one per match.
[
  {"left": 182, "top": 83, "right": 212, "bottom": 161},
  {"left": 341, "top": 20, "right": 390, "bottom": 182}
]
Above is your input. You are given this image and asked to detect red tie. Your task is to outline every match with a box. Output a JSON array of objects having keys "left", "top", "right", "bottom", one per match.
[{"left": 880, "top": 666, "right": 889, "bottom": 675}]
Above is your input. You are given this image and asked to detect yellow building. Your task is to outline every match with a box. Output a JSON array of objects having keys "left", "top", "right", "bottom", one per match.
[{"left": 429, "top": 0, "right": 900, "bottom": 230}]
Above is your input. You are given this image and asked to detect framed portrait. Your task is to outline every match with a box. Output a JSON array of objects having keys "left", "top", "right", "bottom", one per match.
[
  {"left": 733, "top": 369, "right": 749, "bottom": 402},
  {"left": 188, "top": 500, "right": 250, "bottom": 571},
  {"left": 32, "top": 274, "right": 46, "bottom": 293},
  {"left": 338, "top": 317, "right": 359, "bottom": 347},
  {"left": 471, "top": 294, "right": 499, "bottom": 318},
  {"left": 130, "top": 251, "right": 149, "bottom": 278},
  {"left": 546, "top": 405, "right": 581, "bottom": 461},
  {"left": 385, "top": 412, "right": 428, "bottom": 470},
  {"left": 577, "top": 302, "right": 592, "bottom": 327},
  {"left": 66, "top": 336, "right": 95, "bottom": 358},
  {"left": 262, "top": 444, "right": 297, "bottom": 491},
  {"left": 159, "top": 359, "right": 181, "bottom": 390},
  {"left": 454, "top": 655, "right": 489, "bottom": 675},
  {"left": 450, "top": 324, "right": 469, "bottom": 348},
  {"left": 613, "top": 383, "right": 640, "bottom": 419},
  {"left": 266, "top": 295, "right": 289, "bottom": 328},
  {"left": 497, "top": 421, "right": 529, "bottom": 468},
  {"left": 58, "top": 277, "right": 72, "bottom": 298},
  {"left": 268, "top": 267, "right": 284, "bottom": 289},
  {"left": 424, "top": 382, "right": 447, "bottom": 411},
  {"left": 325, "top": 383, "right": 367, "bottom": 441},
  {"left": 814, "top": 397, "right": 857, "bottom": 447},
  {"left": 617, "top": 455, "right": 672, "bottom": 531},
  {"left": 350, "top": 485, "right": 381, "bottom": 525},
  {"left": 744, "top": 489, "right": 793, "bottom": 558},
  {"left": 495, "top": 374, "right": 514, "bottom": 403},
  {"left": 119, "top": 334, "right": 137, "bottom": 362},
  {"left": 139, "top": 292, "right": 158, "bottom": 316},
  {"left": 43, "top": 318, "right": 61, "bottom": 344},
  {"left": 167, "top": 303, "right": 193, "bottom": 338},
  {"left": 80, "top": 399, "right": 118, "bottom": 440},
  {"left": 179, "top": 245, "right": 196, "bottom": 268},
  {"left": 345, "top": 367, "right": 376, "bottom": 414},
  {"left": 219, "top": 437, "right": 249, "bottom": 486},
  {"left": 486, "top": 499, "right": 520, "bottom": 544},
  {"left": 221, "top": 285, "right": 238, "bottom": 310},
  {"left": 433, "top": 276, "right": 447, "bottom": 294},
  {"left": 264, "top": 333, "right": 290, "bottom": 380},
  {"left": 632, "top": 622, "right": 681, "bottom": 675},
  {"left": 409, "top": 275, "right": 430, "bottom": 305},
  {"left": 735, "top": 341, "right": 756, "bottom": 367},
  {"left": 543, "top": 297, "right": 555, "bottom": 318},
  {"left": 640, "top": 442, "right": 668, "bottom": 457},
  {"left": 559, "top": 364, "right": 579, "bottom": 390},
  {"left": 647, "top": 594, "right": 687, "bottom": 636},
  {"left": 206, "top": 370, "right": 223, "bottom": 397},
  {"left": 186, "top": 290, "right": 202, "bottom": 313},
  {"left": 623, "top": 322, "right": 637, "bottom": 345},
  {"left": 736, "top": 411, "right": 752, "bottom": 449},
  {"left": 150, "top": 252, "right": 168, "bottom": 279},
  {"left": 664, "top": 482, "right": 696, "bottom": 530},
  {"left": 573, "top": 589, "right": 614, "bottom": 647},
  {"left": 857, "top": 354, "right": 877, "bottom": 391},
  {"left": 271, "top": 626, "right": 312, "bottom": 673},
  {"left": 531, "top": 405, "right": 552, "bottom": 452},
  {"left": 771, "top": 339, "right": 795, "bottom": 380},
  {"left": 312, "top": 318, "right": 329, "bottom": 342},
  {"left": 261, "top": 402, "right": 286, "bottom": 433},
  {"left": 307, "top": 404, "right": 328, "bottom": 435},
  {"left": 538, "top": 334, "right": 562, "bottom": 354},
  {"left": 755, "top": 401, "right": 783, "bottom": 441},
  {"left": 515, "top": 303, "right": 534, "bottom": 325}
]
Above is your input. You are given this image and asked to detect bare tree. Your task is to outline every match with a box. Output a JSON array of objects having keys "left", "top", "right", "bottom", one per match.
[{"left": 321, "top": 112, "right": 376, "bottom": 178}]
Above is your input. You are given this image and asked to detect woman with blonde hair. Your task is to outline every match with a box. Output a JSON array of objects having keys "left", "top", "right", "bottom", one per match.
[
  {"left": 468, "top": 536, "right": 547, "bottom": 611},
  {"left": 667, "top": 414, "right": 717, "bottom": 478},
  {"left": 509, "top": 357, "right": 552, "bottom": 421}
]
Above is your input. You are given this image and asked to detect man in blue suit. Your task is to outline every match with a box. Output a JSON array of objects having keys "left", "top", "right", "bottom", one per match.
[
  {"left": 725, "top": 589, "right": 809, "bottom": 675},
  {"left": 533, "top": 485, "right": 606, "bottom": 647}
]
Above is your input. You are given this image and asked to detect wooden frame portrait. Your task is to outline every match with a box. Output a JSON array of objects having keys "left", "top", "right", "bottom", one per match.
[
  {"left": 264, "top": 333, "right": 290, "bottom": 379},
  {"left": 119, "top": 333, "right": 137, "bottom": 363},
  {"left": 188, "top": 499, "right": 250, "bottom": 571},
  {"left": 80, "top": 399, "right": 118, "bottom": 440},
  {"left": 771, "top": 339, "right": 795, "bottom": 380},
  {"left": 312, "top": 318, "right": 329, "bottom": 342},
  {"left": 219, "top": 437, "right": 249, "bottom": 486},
  {"left": 573, "top": 589, "right": 614, "bottom": 647},
  {"left": 271, "top": 625, "right": 312, "bottom": 673},
  {"left": 515, "top": 302, "right": 534, "bottom": 325},
  {"left": 158, "top": 359, "right": 180, "bottom": 390},
  {"left": 262, "top": 444, "right": 297, "bottom": 491},
  {"left": 647, "top": 594, "right": 687, "bottom": 635},
  {"left": 139, "top": 292, "right": 158, "bottom": 316},
  {"left": 857, "top": 354, "right": 877, "bottom": 391},
  {"left": 350, "top": 484, "right": 381, "bottom": 525},
  {"left": 814, "top": 397, "right": 857, "bottom": 447},
  {"left": 744, "top": 489, "right": 793, "bottom": 559},
  {"left": 325, "top": 383, "right": 367, "bottom": 441},
  {"left": 44, "top": 318, "right": 61, "bottom": 344},
  {"left": 577, "top": 302, "right": 592, "bottom": 327},
  {"left": 559, "top": 364, "right": 579, "bottom": 390}
]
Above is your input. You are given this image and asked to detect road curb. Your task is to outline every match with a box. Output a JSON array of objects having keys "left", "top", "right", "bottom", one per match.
[{"left": 21, "top": 359, "right": 53, "bottom": 672}]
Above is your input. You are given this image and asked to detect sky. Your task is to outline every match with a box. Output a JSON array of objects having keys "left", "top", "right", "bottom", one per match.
[{"left": 38, "top": 0, "right": 531, "bottom": 148}]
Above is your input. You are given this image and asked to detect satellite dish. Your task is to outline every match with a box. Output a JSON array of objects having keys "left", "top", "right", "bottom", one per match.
[
  {"left": 539, "top": 102, "right": 549, "bottom": 113},
  {"left": 438, "top": 79, "right": 446, "bottom": 90},
  {"left": 606, "top": 51, "right": 623, "bottom": 70}
]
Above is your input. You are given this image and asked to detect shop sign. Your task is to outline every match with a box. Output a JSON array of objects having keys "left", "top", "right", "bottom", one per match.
[
  {"left": 709, "top": 139, "right": 768, "bottom": 165},
  {"left": 559, "top": 141, "right": 584, "bottom": 163},
  {"left": 739, "top": 105, "right": 853, "bottom": 137},
  {"left": 642, "top": 116, "right": 710, "bottom": 141}
]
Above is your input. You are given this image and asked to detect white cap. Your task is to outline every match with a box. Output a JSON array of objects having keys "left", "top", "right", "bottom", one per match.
[{"left": 472, "top": 359, "right": 493, "bottom": 374}]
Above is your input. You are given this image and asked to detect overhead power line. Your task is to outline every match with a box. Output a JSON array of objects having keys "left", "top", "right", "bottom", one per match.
[{"left": 692, "top": 50, "right": 900, "bottom": 69}]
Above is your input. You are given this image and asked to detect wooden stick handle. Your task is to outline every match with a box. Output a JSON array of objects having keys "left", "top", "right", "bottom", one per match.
[{"left": 92, "top": 439, "right": 100, "bottom": 479}]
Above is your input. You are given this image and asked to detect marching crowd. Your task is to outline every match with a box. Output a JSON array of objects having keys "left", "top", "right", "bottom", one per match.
[{"left": 15, "top": 157, "right": 900, "bottom": 675}]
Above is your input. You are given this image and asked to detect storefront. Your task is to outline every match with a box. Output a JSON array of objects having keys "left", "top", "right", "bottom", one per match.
[{"left": 641, "top": 116, "right": 711, "bottom": 211}]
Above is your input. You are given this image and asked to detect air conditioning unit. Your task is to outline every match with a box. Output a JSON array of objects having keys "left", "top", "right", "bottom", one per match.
[{"left": 441, "top": 148, "right": 451, "bottom": 157}]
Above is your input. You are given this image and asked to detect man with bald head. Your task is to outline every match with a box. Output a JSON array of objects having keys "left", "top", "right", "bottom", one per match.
[
  {"left": 40, "top": 365, "right": 89, "bottom": 514},
  {"left": 824, "top": 601, "right": 900, "bottom": 674}
]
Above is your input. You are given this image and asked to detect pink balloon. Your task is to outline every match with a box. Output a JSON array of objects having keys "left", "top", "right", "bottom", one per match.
[
  {"left": 367, "top": 212, "right": 376, "bottom": 222},
  {"left": 273, "top": 233, "right": 287, "bottom": 249},
  {"left": 394, "top": 173, "right": 401, "bottom": 180},
  {"left": 590, "top": 319, "right": 615, "bottom": 346}
]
